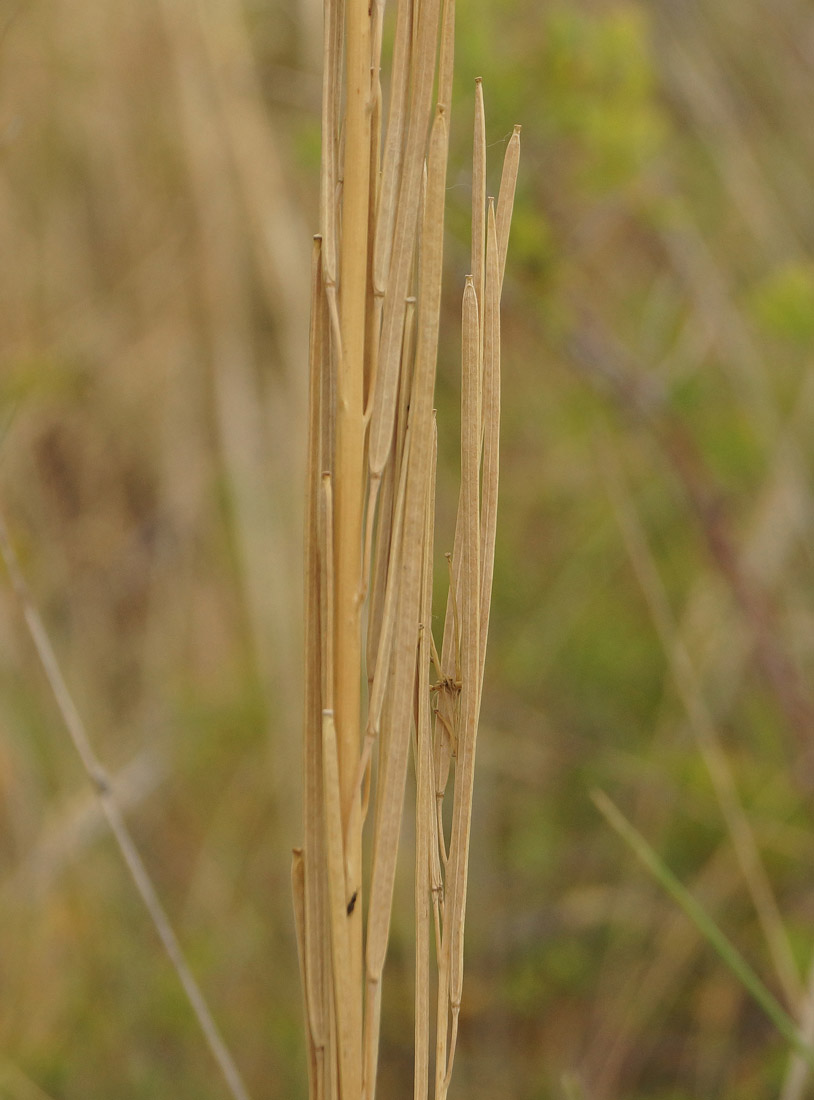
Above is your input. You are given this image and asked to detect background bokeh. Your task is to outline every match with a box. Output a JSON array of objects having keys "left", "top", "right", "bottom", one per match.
[{"left": 3, "top": 0, "right": 814, "bottom": 1097}]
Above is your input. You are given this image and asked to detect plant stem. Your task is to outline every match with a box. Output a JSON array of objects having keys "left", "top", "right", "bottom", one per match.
[
  {"left": 593, "top": 789, "right": 814, "bottom": 1070},
  {"left": 335, "top": 0, "right": 372, "bottom": 1094}
]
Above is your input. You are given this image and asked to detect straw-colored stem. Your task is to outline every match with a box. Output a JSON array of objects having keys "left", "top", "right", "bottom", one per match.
[
  {"left": 319, "top": 0, "right": 341, "bottom": 290},
  {"left": 336, "top": 0, "right": 373, "bottom": 780},
  {"left": 364, "top": 78, "right": 383, "bottom": 410},
  {"left": 299, "top": 30, "right": 518, "bottom": 1098},
  {"left": 364, "top": 106, "right": 449, "bottom": 1095},
  {"left": 472, "top": 79, "right": 486, "bottom": 347},
  {"left": 303, "top": 236, "right": 328, "bottom": 1094},
  {"left": 334, "top": 2, "right": 373, "bottom": 1093},
  {"left": 479, "top": 201, "right": 500, "bottom": 681},
  {"left": 437, "top": 0, "right": 456, "bottom": 117},
  {"left": 292, "top": 849, "right": 319, "bottom": 1100},
  {"left": 415, "top": 420, "right": 438, "bottom": 1100},
  {"left": 432, "top": 120, "right": 504, "bottom": 819},
  {"left": 444, "top": 277, "right": 481, "bottom": 1080},
  {"left": 319, "top": 474, "right": 358, "bottom": 1099},
  {"left": 372, "top": 0, "right": 414, "bottom": 298},
  {"left": 354, "top": 425, "right": 412, "bottom": 811},
  {"left": 368, "top": 0, "right": 442, "bottom": 479},
  {"left": 434, "top": 278, "right": 482, "bottom": 1100}
]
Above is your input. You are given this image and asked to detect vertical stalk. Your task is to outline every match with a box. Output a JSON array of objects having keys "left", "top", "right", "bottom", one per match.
[
  {"left": 335, "top": 2, "right": 372, "bottom": 1096},
  {"left": 414, "top": 419, "right": 438, "bottom": 1100},
  {"left": 303, "top": 236, "right": 329, "bottom": 1100},
  {"left": 298, "top": 6, "right": 519, "bottom": 1095}
]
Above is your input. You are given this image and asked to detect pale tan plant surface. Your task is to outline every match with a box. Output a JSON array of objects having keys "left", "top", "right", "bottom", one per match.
[{"left": 294, "top": 2, "right": 519, "bottom": 1097}]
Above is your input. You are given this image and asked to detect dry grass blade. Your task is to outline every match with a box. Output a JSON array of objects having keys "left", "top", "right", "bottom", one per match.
[
  {"left": 303, "top": 235, "right": 328, "bottom": 1100},
  {"left": 333, "top": 4, "right": 373, "bottom": 1090},
  {"left": 364, "top": 105, "right": 449, "bottom": 1090},
  {"left": 366, "top": 297, "right": 418, "bottom": 689},
  {"left": 437, "top": 0, "right": 456, "bottom": 116},
  {"left": 433, "top": 105, "right": 517, "bottom": 1100},
  {"left": 433, "top": 561, "right": 461, "bottom": 824},
  {"left": 472, "top": 79, "right": 486, "bottom": 342},
  {"left": 319, "top": 473, "right": 359, "bottom": 1100},
  {"left": 366, "top": 0, "right": 414, "bottom": 424},
  {"left": 433, "top": 111, "right": 506, "bottom": 840},
  {"left": 292, "top": 849, "right": 319, "bottom": 1100},
  {"left": 323, "top": 697, "right": 357, "bottom": 1097},
  {"left": 439, "top": 276, "right": 481, "bottom": 1097},
  {"left": 354, "top": 423, "right": 412, "bottom": 812},
  {"left": 479, "top": 199, "right": 500, "bottom": 681},
  {"left": 394, "top": 296, "right": 418, "bottom": 490},
  {"left": 336, "top": 0, "right": 372, "bottom": 782},
  {"left": 372, "top": 0, "right": 414, "bottom": 300},
  {"left": 298, "top": 14, "right": 516, "bottom": 1097},
  {"left": 414, "top": 418, "right": 438, "bottom": 1100},
  {"left": 366, "top": 457, "right": 396, "bottom": 683},
  {"left": 365, "top": 28, "right": 384, "bottom": 412},
  {"left": 319, "top": 0, "right": 341, "bottom": 294},
  {"left": 0, "top": 514, "right": 253, "bottom": 1100},
  {"left": 367, "top": 0, "right": 442, "bottom": 480},
  {"left": 495, "top": 124, "right": 521, "bottom": 288}
]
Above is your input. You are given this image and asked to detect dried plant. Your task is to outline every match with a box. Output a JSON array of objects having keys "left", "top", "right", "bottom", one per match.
[{"left": 292, "top": 2, "right": 519, "bottom": 1098}]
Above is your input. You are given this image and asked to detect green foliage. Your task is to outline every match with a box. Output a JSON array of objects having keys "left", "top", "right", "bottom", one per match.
[
  {"left": 538, "top": 4, "right": 667, "bottom": 193},
  {"left": 748, "top": 261, "right": 814, "bottom": 345}
]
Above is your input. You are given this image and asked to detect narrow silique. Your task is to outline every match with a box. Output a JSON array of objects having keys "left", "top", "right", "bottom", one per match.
[{"left": 291, "top": 2, "right": 519, "bottom": 1097}]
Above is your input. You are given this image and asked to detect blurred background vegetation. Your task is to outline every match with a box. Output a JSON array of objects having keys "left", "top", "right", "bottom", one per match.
[{"left": 3, "top": 0, "right": 814, "bottom": 1096}]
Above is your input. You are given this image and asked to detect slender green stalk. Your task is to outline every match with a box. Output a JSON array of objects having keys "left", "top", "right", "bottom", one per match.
[
  {"left": 593, "top": 789, "right": 814, "bottom": 1069},
  {"left": 601, "top": 433, "right": 802, "bottom": 1010}
]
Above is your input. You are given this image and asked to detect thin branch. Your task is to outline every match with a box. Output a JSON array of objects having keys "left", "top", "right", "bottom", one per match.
[
  {"left": 594, "top": 789, "right": 814, "bottom": 1069},
  {"left": 0, "top": 511, "right": 252, "bottom": 1100}
]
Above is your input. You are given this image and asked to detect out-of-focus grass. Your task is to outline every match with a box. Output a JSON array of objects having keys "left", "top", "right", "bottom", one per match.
[
  {"left": 1, "top": 0, "right": 309, "bottom": 1096},
  {"left": 3, "top": 0, "right": 814, "bottom": 1098}
]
